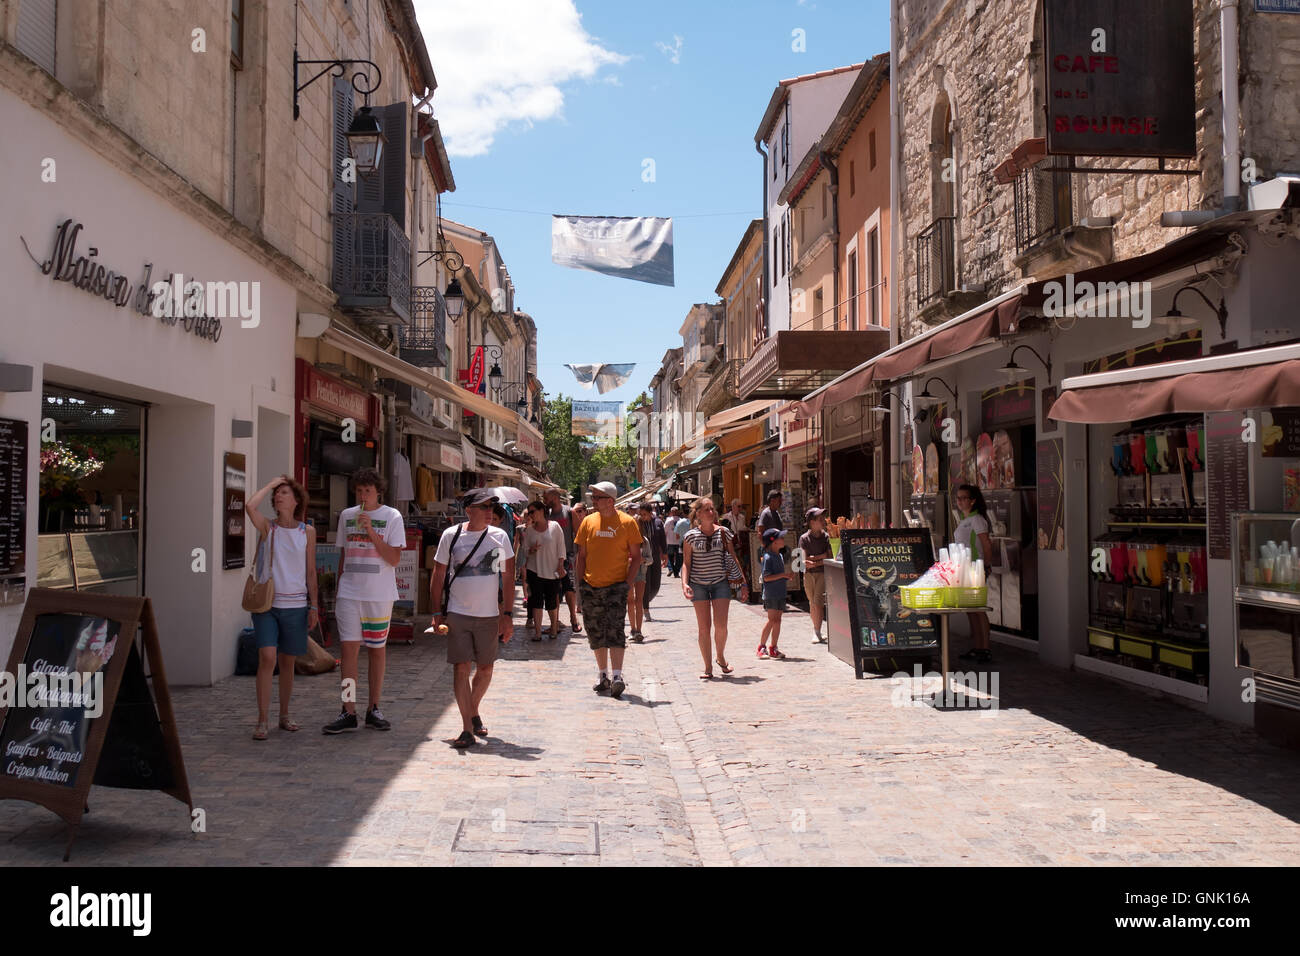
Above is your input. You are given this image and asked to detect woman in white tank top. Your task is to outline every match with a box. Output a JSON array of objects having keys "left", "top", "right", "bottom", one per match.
[{"left": 244, "top": 475, "right": 318, "bottom": 740}]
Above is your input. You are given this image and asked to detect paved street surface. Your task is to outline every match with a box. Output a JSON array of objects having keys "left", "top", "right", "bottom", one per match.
[{"left": 4, "top": 584, "right": 1300, "bottom": 866}]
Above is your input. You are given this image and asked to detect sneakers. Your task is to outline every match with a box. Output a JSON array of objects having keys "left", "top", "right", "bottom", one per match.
[
  {"left": 365, "top": 706, "right": 391, "bottom": 731},
  {"left": 322, "top": 710, "right": 358, "bottom": 734},
  {"left": 630, "top": 630, "right": 645, "bottom": 643},
  {"left": 610, "top": 675, "right": 626, "bottom": 699},
  {"left": 757, "top": 645, "right": 769, "bottom": 660},
  {"left": 593, "top": 675, "right": 612, "bottom": 694}
]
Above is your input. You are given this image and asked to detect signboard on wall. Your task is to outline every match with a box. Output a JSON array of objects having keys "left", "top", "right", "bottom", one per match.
[
  {"left": 223, "top": 452, "right": 246, "bottom": 570},
  {"left": 1207, "top": 412, "right": 1251, "bottom": 559},
  {"left": 0, "top": 418, "right": 28, "bottom": 605},
  {"left": 1044, "top": 0, "right": 1195, "bottom": 158},
  {"left": 1036, "top": 438, "right": 1065, "bottom": 551}
]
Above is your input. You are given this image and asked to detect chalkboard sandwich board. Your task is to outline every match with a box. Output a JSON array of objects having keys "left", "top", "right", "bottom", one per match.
[
  {"left": 0, "top": 589, "right": 192, "bottom": 859},
  {"left": 840, "top": 529, "right": 939, "bottom": 678}
]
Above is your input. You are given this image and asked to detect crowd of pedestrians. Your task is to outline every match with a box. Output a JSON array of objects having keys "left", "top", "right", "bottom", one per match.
[{"left": 244, "top": 472, "right": 833, "bottom": 745}]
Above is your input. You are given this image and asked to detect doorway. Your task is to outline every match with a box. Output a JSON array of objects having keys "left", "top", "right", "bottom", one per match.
[{"left": 37, "top": 384, "right": 146, "bottom": 596}]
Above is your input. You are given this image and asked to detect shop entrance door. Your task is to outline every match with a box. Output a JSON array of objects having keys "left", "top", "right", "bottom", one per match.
[{"left": 37, "top": 385, "right": 146, "bottom": 596}]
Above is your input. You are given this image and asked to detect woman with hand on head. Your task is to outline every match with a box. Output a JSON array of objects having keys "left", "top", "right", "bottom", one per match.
[
  {"left": 682, "top": 496, "right": 749, "bottom": 679},
  {"left": 244, "top": 475, "right": 317, "bottom": 740}
]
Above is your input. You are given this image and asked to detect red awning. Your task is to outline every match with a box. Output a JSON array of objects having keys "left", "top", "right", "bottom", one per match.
[
  {"left": 1049, "top": 349, "right": 1300, "bottom": 424},
  {"left": 792, "top": 293, "right": 1023, "bottom": 418}
]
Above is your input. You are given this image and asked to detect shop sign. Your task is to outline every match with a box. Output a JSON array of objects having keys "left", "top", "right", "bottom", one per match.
[
  {"left": 840, "top": 529, "right": 939, "bottom": 655},
  {"left": 1261, "top": 409, "right": 1300, "bottom": 458},
  {"left": 1256, "top": 0, "right": 1300, "bottom": 11},
  {"left": 981, "top": 381, "right": 1036, "bottom": 431},
  {"left": 1207, "top": 412, "right": 1251, "bottom": 560},
  {"left": 0, "top": 419, "right": 29, "bottom": 592},
  {"left": 305, "top": 366, "right": 370, "bottom": 425},
  {"left": 515, "top": 425, "right": 545, "bottom": 461},
  {"left": 25, "top": 219, "right": 224, "bottom": 342},
  {"left": 1044, "top": 0, "right": 1195, "bottom": 158},
  {"left": 1081, "top": 330, "right": 1201, "bottom": 375},
  {"left": 222, "top": 452, "right": 246, "bottom": 571},
  {"left": 440, "top": 442, "right": 463, "bottom": 472}
]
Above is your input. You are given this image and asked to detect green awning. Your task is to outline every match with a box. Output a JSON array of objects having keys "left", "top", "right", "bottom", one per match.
[{"left": 688, "top": 442, "right": 720, "bottom": 466}]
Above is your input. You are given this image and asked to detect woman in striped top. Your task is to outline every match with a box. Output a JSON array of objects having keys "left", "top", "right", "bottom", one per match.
[{"left": 682, "top": 496, "right": 748, "bottom": 679}]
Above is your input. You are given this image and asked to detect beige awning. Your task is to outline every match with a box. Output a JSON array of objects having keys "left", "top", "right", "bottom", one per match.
[
  {"left": 320, "top": 326, "right": 531, "bottom": 436},
  {"left": 704, "top": 400, "right": 773, "bottom": 431}
]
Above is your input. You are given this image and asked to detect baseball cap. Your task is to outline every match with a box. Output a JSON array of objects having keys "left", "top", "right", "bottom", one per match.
[
  {"left": 589, "top": 481, "right": 618, "bottom": 500},
  {"left": 462, "top": 488, "right": 499, "bottom": 508},
  {"left": 762, "top": 527, "right": 784, "bottom": 545},
  {"left": 805, "top": 506, "right": 826, "bottom": 522}
]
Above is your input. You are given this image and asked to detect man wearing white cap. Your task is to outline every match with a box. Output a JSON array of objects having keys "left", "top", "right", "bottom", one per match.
[{"left": 573, "top": 481, "right": 643, "bottom": 699}]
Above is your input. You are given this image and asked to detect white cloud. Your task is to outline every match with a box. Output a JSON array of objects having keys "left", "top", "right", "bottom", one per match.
[
  {"left": 414, "top": 0, "right": 628, "bottom": 158},
  {"left": 655, "top": 34, "right": 684, "bottom": 65}
]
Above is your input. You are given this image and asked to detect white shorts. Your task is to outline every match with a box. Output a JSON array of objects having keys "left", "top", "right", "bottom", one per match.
[{"left": 335, "top": 597, "right": 393, "bottom": 648}]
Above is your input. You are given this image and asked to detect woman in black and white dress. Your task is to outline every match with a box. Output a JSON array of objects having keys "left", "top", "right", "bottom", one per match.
[{"left": 681, "top": 496, "right": 749, "bottom": 679}]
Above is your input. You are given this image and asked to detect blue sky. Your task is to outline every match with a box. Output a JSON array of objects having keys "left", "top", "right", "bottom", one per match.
[{"left": 415, "top": 0, "right": 890, "bottom": 410}]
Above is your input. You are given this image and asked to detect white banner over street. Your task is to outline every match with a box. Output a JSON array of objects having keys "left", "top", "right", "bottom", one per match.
[
  {"left": 551, "top": 215, "right": 675, "bottom": 287},
  {"left": 565, "top": 363, "right": 636, "bottom": 394}
]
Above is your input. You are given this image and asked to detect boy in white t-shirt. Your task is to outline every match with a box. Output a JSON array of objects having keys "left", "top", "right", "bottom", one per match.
[{"left": 323, "top": 467, "right": 406, "bottom": 735}]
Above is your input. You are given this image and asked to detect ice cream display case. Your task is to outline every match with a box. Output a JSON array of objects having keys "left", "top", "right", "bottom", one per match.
[{"left": 1234, "top": 513, "right": 1300, "bottom": 693}]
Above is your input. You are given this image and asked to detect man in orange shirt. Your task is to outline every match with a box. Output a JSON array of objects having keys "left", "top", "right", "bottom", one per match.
[{"left": 574, "top": 481, "right": 643, "bottom": 699}]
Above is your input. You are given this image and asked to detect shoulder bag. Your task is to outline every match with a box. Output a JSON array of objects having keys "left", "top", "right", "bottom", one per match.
[{"left": 241, "top": 524, "right": 275, "bottom": 613}]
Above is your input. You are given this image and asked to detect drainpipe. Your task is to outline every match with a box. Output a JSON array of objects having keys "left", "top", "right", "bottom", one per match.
[
  {"left": 756, "top": 139, "right": 770, "bottom": 344},
  {"left": 888, "top": 0, "right": 903, "bottom": 526},
  {"left": 1161, "top": 0, "right": 1242, "bottom": 225},
  {"left": 819, "top": 151, "right": 840, "bottom": 331},
  {"left": 1221, "top": 0, "right": 1241, "bottom": 213}
]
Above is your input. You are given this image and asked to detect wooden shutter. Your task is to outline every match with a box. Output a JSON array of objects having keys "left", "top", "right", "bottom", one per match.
[
  {"left": 380, "top": 103, "right": 407, "bottom": 230},
  {"left": 16, "top": 0, "right": 58, "bottom": 75},
  {"left": 332, "top": 76, "right": 356, "bottom": 290}
]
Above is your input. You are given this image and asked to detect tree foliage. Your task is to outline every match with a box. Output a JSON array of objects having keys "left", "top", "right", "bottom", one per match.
[{"left": 540, "top": 392, "right": 591, "bottom": 500}]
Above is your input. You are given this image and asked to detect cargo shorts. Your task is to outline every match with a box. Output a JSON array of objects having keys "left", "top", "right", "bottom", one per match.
[{"left": 578, "top": 580, "right": 629, "bottom": 650}]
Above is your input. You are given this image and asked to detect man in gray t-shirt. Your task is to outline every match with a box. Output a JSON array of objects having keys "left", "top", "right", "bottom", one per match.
[
  {"left": 758, "top": 490, "right": 784, "bottom": 533},
  {"left": 544, "top": 488, "right": 581, "bottom": 632}
]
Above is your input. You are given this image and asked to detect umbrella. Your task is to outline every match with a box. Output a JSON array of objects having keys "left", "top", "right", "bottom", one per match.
[{"left": 491, "top": 486, "right": 529, "bottom": 508}]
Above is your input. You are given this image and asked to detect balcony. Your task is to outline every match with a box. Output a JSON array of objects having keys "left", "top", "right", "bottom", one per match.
[
  {"left": 333, "top": 212, "right": 411, "bottom": 325},
  {"left": 698, "top": 358, "right": 743, "bottom": 417},
  {"left": 1013, "top": 158, "right": 1074, "bottom": 255},
  {"left": 915, "top": 216, "right": 955, "bottom": 310},
  {"left": 397, "top": 287, "right": 448, "bottom": 367}
]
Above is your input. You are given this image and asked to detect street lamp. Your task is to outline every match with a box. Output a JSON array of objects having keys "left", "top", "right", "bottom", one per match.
[
  {"left": 292, "top": 51, "right": 384, "bottom": 174},
  {"left": 1000, "top": 344, "right": 1052, "bottom": 382}
]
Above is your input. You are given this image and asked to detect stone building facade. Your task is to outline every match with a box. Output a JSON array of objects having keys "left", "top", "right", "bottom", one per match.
[{"left": 894, "top": 0, "right": 1300, "bottom": 341}]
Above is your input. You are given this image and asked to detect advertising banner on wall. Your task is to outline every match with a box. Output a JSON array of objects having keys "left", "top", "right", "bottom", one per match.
[{"left": 571, "top": 401, "right": 623, "bottom": 442}]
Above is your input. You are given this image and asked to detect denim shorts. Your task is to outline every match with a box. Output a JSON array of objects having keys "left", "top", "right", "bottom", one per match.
[
  {"left": 689, "top": 579, "right": 732, "bottom": 602},
  {"left": 253, "top": 606, "right": 309, "bottom": 656}
]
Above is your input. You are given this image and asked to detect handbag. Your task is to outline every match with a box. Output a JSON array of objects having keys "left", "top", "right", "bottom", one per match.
[{"left": 241, "top": 524, "right": 275, "bottom": 613}]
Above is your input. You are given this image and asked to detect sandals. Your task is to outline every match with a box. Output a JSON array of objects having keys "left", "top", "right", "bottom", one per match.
[
  {"left": 716, "top": 659, "right": 733, "bottom": 675},
  {"left": 252, "top": 722, "right": 268, "bottom": 741},
  {"left": 278, "top": 715, "right": 300, "bottom": 732},
  {"left": 699, "top": 672, "right": 715, "bottom": 680},
  {"left": 472, "top": 715, "right": 488, "bottom": 737},
  {"left": 452, "top": 730, "right": 477, "bottom": 748},
  {"left": 569, "top": 621, "right": 582, "bottom": 633}
]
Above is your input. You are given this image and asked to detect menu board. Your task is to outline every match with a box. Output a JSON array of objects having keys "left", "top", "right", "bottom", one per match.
[
  {"left": 1207, "top": 412, "right": 1251, "bottom": 559},
  {"left": 223, "top": 452, "right": 246, "bottom": 570},
  {"left": 0, "top": 418, "right": 28, "bottom": 578},
  {"left": 840, "top": 529, "right": 938, "bottom": 654},
  {"left": 0, "top": 612, "right": 120, "bottom": 789},
  {"left": 0, "top": 590, "right": 192, "bottom": 859},
  {"left": 1036, "top": 438, "right": 1065, "bottom": 551}
]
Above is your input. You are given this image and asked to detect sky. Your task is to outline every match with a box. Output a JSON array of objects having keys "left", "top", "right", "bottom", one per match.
[{"left": 412, "top": 0, "right": 891, "bottom": 411}]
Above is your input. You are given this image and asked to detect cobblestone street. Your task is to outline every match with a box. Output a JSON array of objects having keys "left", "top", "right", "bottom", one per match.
[{"left": 4, "top": 586, "right": 1300, "bottom": 866}]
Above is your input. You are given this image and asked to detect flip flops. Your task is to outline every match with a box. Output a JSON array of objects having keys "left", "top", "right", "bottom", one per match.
[{"left": 452, "top": 731, "right": 477, "bottom": 748}]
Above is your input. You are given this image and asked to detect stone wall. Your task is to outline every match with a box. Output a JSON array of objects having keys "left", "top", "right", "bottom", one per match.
[{"left": 895, "top": 0, "right": 1300, "bottom": 343}]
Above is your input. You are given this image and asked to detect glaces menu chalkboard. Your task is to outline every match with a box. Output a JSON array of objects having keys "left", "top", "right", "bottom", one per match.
[
  {"left": 840, "top": 529, "right": 938, "bottom": 664},
  {"left": 0, "top": 417, "right": 28, "bottom": 578},
  {"left": 0, "top": 589, "right": 191, "bottom": 859},
  {"left": 1207, "top": 412, "right": 1251, "bottom": 559}
]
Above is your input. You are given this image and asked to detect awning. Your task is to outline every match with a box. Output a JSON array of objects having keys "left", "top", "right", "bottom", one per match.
[
  {"left": 320, "top": 326, "right": 541, "bottom": 442},
  {"left": 687, "top": 442, "right": 721, "bottom": 467},
  {"left": 704, "top": 400, "right": 773, "bottom": 432},
  {"left": 792, "top": 291, "right": 1024, "bottom": 418},
  {"left": 1050, "top": 343, "right": 1300, "bottom": 424},
  {"left": 736, "top": 330, "right": 891, "bottom": 400}
]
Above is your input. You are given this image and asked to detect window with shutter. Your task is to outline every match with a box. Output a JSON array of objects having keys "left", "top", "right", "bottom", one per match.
[
  {"left": 332, "top": 76, "right": 357, "bottom": 291},
  {"left": 16, "top": 0, "right": 58, "bottom": 76},
  {"left": 379, "top": 103, "right": 407, "bottom": 230}
]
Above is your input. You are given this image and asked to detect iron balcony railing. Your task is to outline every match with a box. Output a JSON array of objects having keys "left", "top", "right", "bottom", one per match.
[
  {"left": 1013, "top": 158, "right": 1075, "bottom": 255},
  {"left": 333, "top": 212, "right": 411, "bottom": 324},
  {"left": 398, "top": 287, "right": 448, "bottom": 367},
  {"left": 915, "top": 216, "right": 955, "bottom": 309}
]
